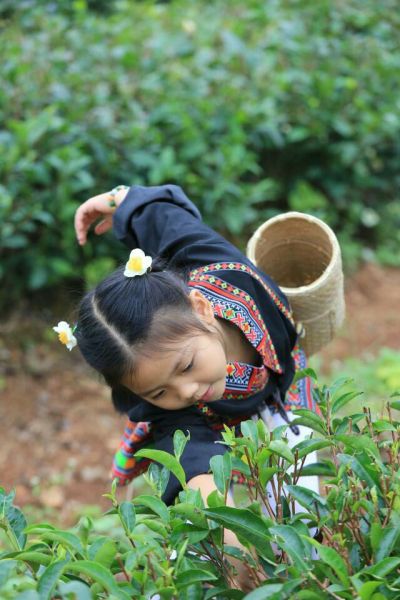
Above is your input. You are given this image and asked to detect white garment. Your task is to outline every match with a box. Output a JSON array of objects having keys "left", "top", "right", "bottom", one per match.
[{"left": 253, "top": 405, "right": 320, "bottom": 514}]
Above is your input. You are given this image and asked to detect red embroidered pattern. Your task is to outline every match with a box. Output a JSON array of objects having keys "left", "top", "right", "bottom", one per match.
[
  {"left": 188, "top": 272, "right": 283, "bottom": 373},
  {"left": 189, "top": 262, "right": 294, "bottom": 325},
  {"left": 224, "top": 361, "right": 268, "bottom": 400}
]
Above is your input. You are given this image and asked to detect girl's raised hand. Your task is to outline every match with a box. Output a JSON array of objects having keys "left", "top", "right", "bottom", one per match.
[{"left": 74, "top": 187, "right": 129, "bottom": 246}]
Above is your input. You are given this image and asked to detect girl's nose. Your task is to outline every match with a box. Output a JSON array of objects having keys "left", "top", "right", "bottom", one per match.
[{"left": 178, "top": 382, "right": 199, "bottom": 402}]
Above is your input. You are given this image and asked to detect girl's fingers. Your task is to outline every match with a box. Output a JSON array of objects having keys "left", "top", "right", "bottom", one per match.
[
  {"left": 94, "top": 216, "right": 113, "bottom": 235},
  {"left": 75, "top": 205, "right": 98, "bottom": 245},
  {"left": 74, "top": 193, "right": 116, "bottom": 245}
]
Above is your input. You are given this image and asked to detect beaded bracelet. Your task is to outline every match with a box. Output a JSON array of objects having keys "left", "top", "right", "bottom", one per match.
[{"left": 108, "top": 185, "right": 129, "bottom": 209}]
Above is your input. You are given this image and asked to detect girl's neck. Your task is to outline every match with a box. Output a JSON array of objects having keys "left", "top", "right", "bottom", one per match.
[{"left": 215, "top": 317, "right": 261, "bottom": 366}]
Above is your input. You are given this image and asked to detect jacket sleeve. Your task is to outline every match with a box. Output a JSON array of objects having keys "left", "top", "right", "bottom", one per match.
[{"left": 112, "top": 184, "right": 245, "bottom": 270}]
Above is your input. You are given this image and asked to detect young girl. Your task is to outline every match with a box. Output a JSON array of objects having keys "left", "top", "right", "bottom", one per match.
[{"left": 70, "top": 184, "right": 318, "bottom": 506}]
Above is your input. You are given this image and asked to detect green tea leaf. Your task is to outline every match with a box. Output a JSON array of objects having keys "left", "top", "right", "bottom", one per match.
[
  {"left": 293, "top": 368, "right": 318, "bottom": 384},
  {"left": 58, "top": 581, "right": 92, "bottom": 600},
  {"left": 270, "top": 525, "right": 310, "bottom": 571},
  {"left": 372, "top": 420, "right": 397, "bottom": 433},
  {"left": 291, "top": 410, "right": 327, "bottom": 435},
  {"left": 171, "top": 503, "right": 208, "bottom": 529},
  {"left": 231, "top": 456, "right": 251, "bottom": 478},
  {"left": 259, "top": 466, "right": 278, "bottom": 489},
  {"left": 133, "top": 495, "right": 169, "bottom": 523},
  {"left": 176, "top": 568, "right": 217, "bottom": 588},
  {"left": 136, "top": 449, "right": 186, "bottom": 489},
  {"left": 210, "top": 452, "right": 232, "bottom": 495},
  {"left": 375, "top": 526, "right": 400, "bottom": 562},
  {"left": 337, "top": 454, "right": 380, "bottom": 491},
  {"left": 203, "top": 507, "right": 274, "bottom": 561},
  {"left": 243, "top": 584, "right": 284, "bottom": 599},
  {"left": 298, "top": 461, "right": 336, "bottom": 477},
  {"left": 268, "top": 440, "right": 294, "bottom": 464},
  {"left": 364, "top": 557, "right": 400, "bottom": 578},
  {"left": 119, "top": 501, "right": 136, "bottom": 534},
  {"left": 331, "top": 390, "right": 363, "bottom": 414},
  {"left": 173, "top": 429, "right": 189, "bottom": 461},
  {"left": 358, "top": 581, "right": 382, "bottom": 600},
  {"left": 67, "top": 560, "right": 131, "bottom": 600},
  {"left": 88, "top": 537, "right": 117, "bottom": 569},
  {"left": 292, "top": 438, "right": 332, "bottom": 458},
  {"left": 308, "top": 539, "right": 350, "bottom": 586},
  {"left": 38, "top": 558, "right": 70, "bottom": 600},
  {"left": 286, "top": 485, "right": 328, "bottom": 516},
  {"left": 6, "top": 506, "right": 27, "bottom": 550},
  {"left": 336, "top": 434, "right": 380, "bottom": 461},
  {"left": 240, "top": 419, "right": 259, "bottom": 446},
  {"left": 22, "top": 530, "right": 83, "bottom": 556},
  {"left": 9, "top": 551, "right": 52, "bottom": 565},
  {"left": 0, "top": 560, "right": 17, "bottom": 586}
]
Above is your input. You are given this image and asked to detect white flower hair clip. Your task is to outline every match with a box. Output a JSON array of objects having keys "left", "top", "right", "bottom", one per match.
[
  {"left": 124, "top": 248, "right": 152, "bottom": 278},
  {"left": 53, "top": 321, "right": 77, "bottom": 351}
]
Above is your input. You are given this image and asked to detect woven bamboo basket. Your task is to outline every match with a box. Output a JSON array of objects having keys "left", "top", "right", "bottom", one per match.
[{"left": 247, "top": 212, "right": 345, "bottom": 356}]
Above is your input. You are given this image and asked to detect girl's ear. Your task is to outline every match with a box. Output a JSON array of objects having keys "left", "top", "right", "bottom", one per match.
[{"left": 188, "top": 289, "right": 215, "bottom": 325}]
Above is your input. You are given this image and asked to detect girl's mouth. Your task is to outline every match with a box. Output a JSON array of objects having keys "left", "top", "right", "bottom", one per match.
[{"left": 199, "top": 385, "right": 214, "bottom": 402}]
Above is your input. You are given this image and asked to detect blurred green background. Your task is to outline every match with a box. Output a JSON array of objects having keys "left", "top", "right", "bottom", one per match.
[{"left": 1, "top": 0, "right": 400, "bottom": 311}]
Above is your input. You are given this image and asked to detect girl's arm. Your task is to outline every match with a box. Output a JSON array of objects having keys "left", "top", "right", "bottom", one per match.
[
  {"left": 188, "top": 473, "right": 253, "bottom": 591},
  {"left": 75, "top": 187, "right": 130, "bottom": 246},
  {"left": 74, "top": 184, "right": 245, "bottom": 270}
]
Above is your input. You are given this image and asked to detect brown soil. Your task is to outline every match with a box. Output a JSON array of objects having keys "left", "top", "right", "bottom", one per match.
[{"left": 0, "top": 262, "right": 399, "bottom": 523}]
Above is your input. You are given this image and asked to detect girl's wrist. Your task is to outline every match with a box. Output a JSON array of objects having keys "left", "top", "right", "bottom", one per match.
[{"left": 108, "top": 185, "right": 130, "bottom": 210}]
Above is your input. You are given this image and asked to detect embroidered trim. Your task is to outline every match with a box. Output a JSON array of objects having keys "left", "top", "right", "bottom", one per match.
[
  {"left": 224, "top": 361, "right": 268, "bottom": 400},
  {"left": 111, "top": 421, "right": 153, "bottom": 485},
  {"left": 189, "top": 262, "right": 294, "bottom": 324},
  {"left": 188, "top": 275, "right": 283, "bottom": 373}
]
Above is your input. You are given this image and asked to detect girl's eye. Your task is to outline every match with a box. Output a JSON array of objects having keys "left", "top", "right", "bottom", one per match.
[
  {"left": 152, "top": 390, "right": 165, "bottom": 400},
  {"left": 182, "top": 359, "right": 193, "bottom": 373}
]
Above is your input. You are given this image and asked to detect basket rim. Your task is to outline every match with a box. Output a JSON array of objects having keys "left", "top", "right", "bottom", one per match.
[{"left": 247, "top": 211, "right": 342, "bottom": 295}]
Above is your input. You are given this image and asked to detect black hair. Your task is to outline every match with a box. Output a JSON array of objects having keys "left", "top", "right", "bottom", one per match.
[{"left": 75, "top": 258, "right": 209, "bottom": 411}]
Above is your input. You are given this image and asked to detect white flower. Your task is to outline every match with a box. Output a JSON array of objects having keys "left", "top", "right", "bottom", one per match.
[
  {"left": 182, "top": 19, "right": 196, "bottom": 34},
  {"left": 53, "top": 321, "right": 77, "bottom": 351},
  {"left": 124, "top": 248, "right": 152, "bottom": 278}
]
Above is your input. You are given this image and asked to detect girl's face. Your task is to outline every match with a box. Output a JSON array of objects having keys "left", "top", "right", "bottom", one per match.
[{"left": 122, "top": 290, "right": 228, "bottom": 410}]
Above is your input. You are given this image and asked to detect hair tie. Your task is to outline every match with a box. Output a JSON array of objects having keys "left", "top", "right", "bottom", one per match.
[
  {"left": 53, "top": 321, "right": 77, "bottom": 351},
  {"left": 124, "top": 249, "right": 152, "bottom": 278}
]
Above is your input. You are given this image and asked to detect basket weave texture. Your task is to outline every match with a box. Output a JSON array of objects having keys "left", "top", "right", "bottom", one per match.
[{"left": 247, "top": 212, "right": 345, "bottom": 356}]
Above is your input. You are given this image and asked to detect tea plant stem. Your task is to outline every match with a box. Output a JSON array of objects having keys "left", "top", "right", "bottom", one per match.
[
  {"left": 308, "top": 571, "right": 349, "bottom": 599},
  {"left": 276, "top": 459, "right": 283, "bottom": 522},
  {"left": 116, "top": 555, "right": 130, "bottom": 582},
  {"left": 269, "top": 467, "right": 279, "bottom": 506},
  {"left": 199, "top": 540, "right": 232, "bottom": 585},
  {"left": 243, "top": 446, "right": 275, "bottom": 518},
  {"left": 146, "top": 553, "right": 157, "bottom": 581},
  {"left": 364, "top": 407, "right": 374, "bottom": 439}
]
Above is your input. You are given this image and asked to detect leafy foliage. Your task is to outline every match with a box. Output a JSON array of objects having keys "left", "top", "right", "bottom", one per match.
[
  {"left": 1, "top": 1, "right": 400, "bottom": 310},
  {"left": 1, "top": 377, "right": 399, "bottom": 598}
]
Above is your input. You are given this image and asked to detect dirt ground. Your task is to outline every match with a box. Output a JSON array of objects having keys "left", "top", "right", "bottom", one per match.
[{"left": 0, "top": 262, "right": 399, "bottom": 524}]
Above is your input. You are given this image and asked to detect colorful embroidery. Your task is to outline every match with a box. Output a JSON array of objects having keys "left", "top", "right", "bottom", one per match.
[
  {"left": 188, "top": 274, "right": 283, "bottom": 373},
  {"left": 189, "top": 262, "right": 294, "bottom": 325},
  {"left": 112, "top": 421, "right": 153, "bottom": 485},
  {"left": 224, "top": 361, "right": 268, "bottom": 400},
  {"left": 269, "top": 345, "right": 315, "bottom": 414}
]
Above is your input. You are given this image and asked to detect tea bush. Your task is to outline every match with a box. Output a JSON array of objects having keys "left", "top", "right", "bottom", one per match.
[
  {"left": 1, "top": 376, "right": 399, "bottom": 598},
  {"left": 1, "top": 0, "right": 400, "bottom": 308}
]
